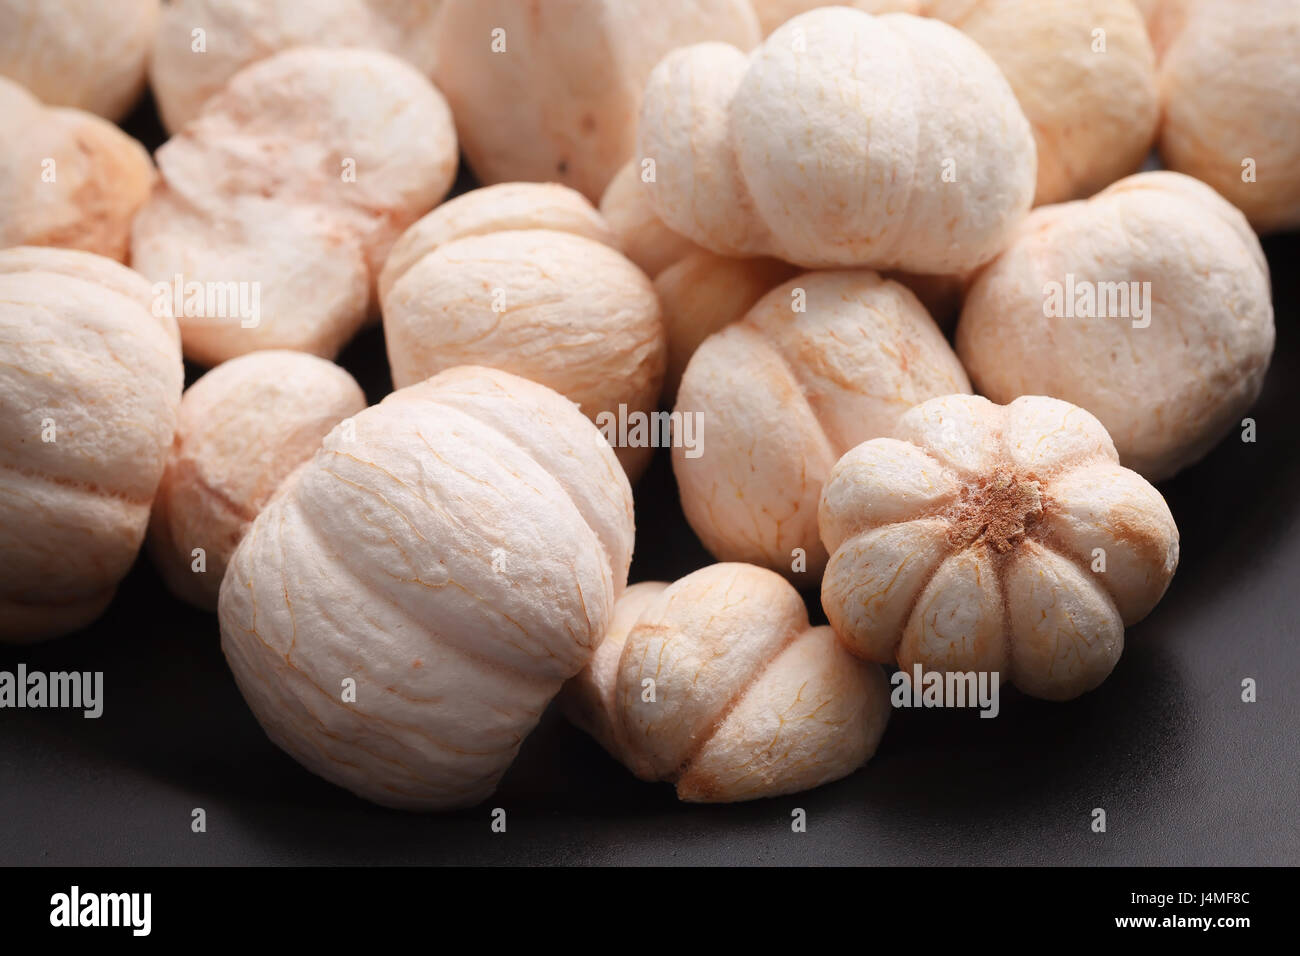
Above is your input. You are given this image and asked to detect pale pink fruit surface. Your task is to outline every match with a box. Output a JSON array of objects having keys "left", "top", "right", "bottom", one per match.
[
  {"left": 150, "top": 0, "right": 446, "bottom": 132},
  {"left": 673, "top": 270, "right": 970, "bottom": 585},
  {"left": 751, "top": 0, "right": 920, "bottom": 36},
  {"left": 598, "top": 160, "right": 703, "bottom": 279},
  {"left": 957, "top": 171, "right": 1274, "bottom": 481},
  {"left": 1155, "top": 0, "right": 1300, "bottom": 232},
  {"left": 563, "top": 564, "right": 891, "bottom": 802},
  {"left": 0, "top": 0, "right": 158, "bottom": 120},
  {"left": 638, "top": 8, "right": 1036, "bottom": 272},
  {"left": 820, "top": 394, "right": 1179, "bottom": 701},
  {"left": 132, "top": 47, "right": 458, "bottom": 366},
  {"left": 381, "top": 183, "right": 666, "bottom": 481},
  {"left": 219, "top": 367, "right": 635, "bottom": 810},
  {"left": 0, "top": 247, "right": 182, "bottom": 642},
  {"left": 924, "top": 0, "right": 1159, "bottom": 206},
  {"left": 0, "top": 78, "right": 154, "bottom": 262},
  {"left": 434, "top": 0, "right": 760, "bottom": 201},
  {"left": 149, "top": 351, "right": 366, "bottom": 611}
]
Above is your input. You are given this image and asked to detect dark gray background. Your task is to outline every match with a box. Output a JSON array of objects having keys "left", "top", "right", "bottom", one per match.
[{"left": 1, "top": 94, "right": 1296, "bottom": 866}]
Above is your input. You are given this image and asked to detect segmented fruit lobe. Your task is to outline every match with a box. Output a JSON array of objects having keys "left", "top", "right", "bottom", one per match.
[{"left": 819, "top": 393, "right": 1179, "bottom": 701}]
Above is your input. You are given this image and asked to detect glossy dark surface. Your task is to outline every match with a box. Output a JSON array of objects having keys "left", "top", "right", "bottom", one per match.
[{"left": 1, "top": 94, "right": 1296, "bottom": 866}]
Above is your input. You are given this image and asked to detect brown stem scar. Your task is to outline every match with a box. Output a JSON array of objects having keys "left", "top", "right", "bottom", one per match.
[{"left": 949, "top": 470, "right": 1044, "bottom": 554}]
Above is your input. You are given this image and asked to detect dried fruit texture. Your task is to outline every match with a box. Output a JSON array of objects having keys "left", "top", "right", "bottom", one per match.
[
  {"left": 601, "top": 159, "right": 962, "bottom": 402},
  {"left": 433, "top": 0, "right": 760, "bottom": 201},
  {"left": 150, "top": 0, "right": 445, "bottom": 132},
  {"left": 378, "top": 182, "right": 614, "bottom": 301},
  {"left": 149, "top": 351, "right": 366, "bottom": 611},
  {"left": 131, "top": 48, "right": 458, "bottom": 367},
  {"left": 380, "top": 183, "right": 666, "bottom": 481},
  {"left": 0, "top": 79, "right": 154, "bottom": 262},
  {"left": 673, "top": 271, "right": 971, "bottom": 586},
  {"left": 887, "top": 270, "right": 968, "bottom": 330},
  {"left": 923, "top": 0, "right": 1158, "bottom": 206},
  {"left": 656, "top": 251, "right": 798, "bottom": 404},
  {"left": 1154, "top": 0, "right": 1300, "bottom": 232},
  {"left": 562, "top": 564, "right": 891, "bottom": 802},
  {"left": 820, "top": 394, "right": 1179, "bottom": 701},
  {"left": 0, "top": 247, "right": 182, "bottom": 642},
  {"left": 1136, "top": 0, "right": 1186, "bottom": 57},
  {"left": 956, "top": 171, "right": 1274, "bottom": 482},
  {"left": 638, "top": 8, "right": 1036, "bottom": 272},
  {"left": 0, "top": 0, "right": 157, "bottom": 120},
  {"left": 600, "top": 161, "right": 793, "bottom": 406},
  {"left": 599, "top": 160, "right": 702, "bottom": 279},
  {"left": 751, "top": 0, "right": 920, "bottom": 35},
  {"left": 219, "top": 366, "right": 636, "bottom": 810}
]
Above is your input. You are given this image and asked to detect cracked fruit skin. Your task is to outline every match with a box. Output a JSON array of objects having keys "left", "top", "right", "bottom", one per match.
[
  {"left": 819, "top": 393, "right": 1179, "bottom": 701},
  {"left": 0, "top": 247, "right": 182, "bottom": 643},
  {"left": 218, "top": 366, "right": 634, "bottom": 810},
  {"left": 562, "top": 564, "right": 891, "bottom": 802}
]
